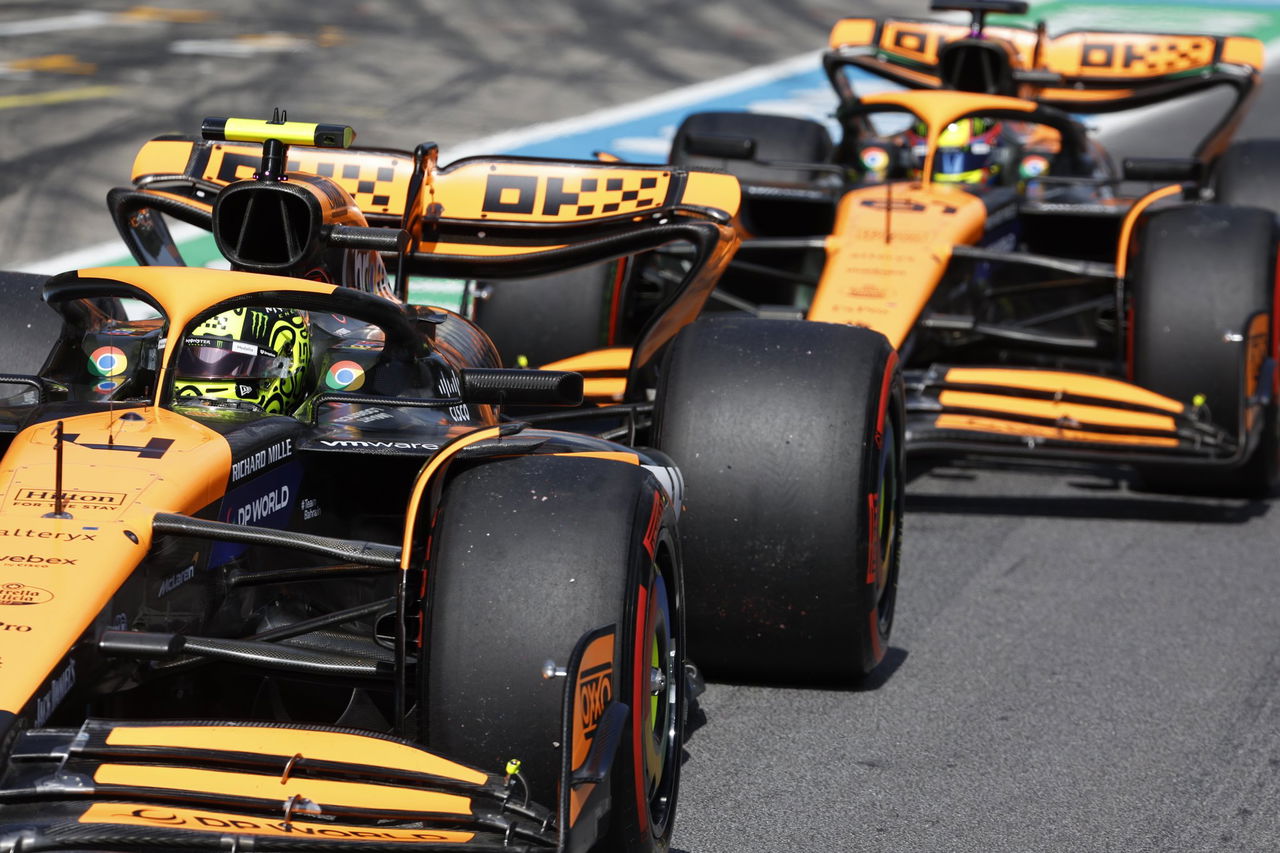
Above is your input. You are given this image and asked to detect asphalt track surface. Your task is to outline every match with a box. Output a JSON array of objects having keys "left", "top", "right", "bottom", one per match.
[{"left": 5, "top": 2, "right": 1280, "bottom": 851}]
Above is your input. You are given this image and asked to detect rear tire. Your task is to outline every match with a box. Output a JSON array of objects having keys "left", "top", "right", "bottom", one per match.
[
  {"left": 471, "top": 262, "right": 622, "bottom": 367},
  {"left": 424, "top": 454, "right": 684, "bottom": 852},
  {"left": 0, "top": 271, "right": 59, "bottom": 374},
  {"left": 1128, "top": 204, "right": 1280, "bottom": 496},
  {"left": 1211, "top": 139, "right": 1280, "bottom": 215},
  {"left": 669, "top": 111, "right": 833, "bottom": 185},
  {"left": 652, "top": 316, "right": 904, "bottom": 682},
  {"left": 669, "top": 112, "right": 836, "bottom": 303}
]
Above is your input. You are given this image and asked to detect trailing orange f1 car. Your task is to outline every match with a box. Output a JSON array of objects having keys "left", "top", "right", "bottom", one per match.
[
  {"left": 479, "top": 0, "right": 1278, "bottom": 498},
  {"left": 0, "top": 112, "right": 904, "bottom": 853},
  {"left": 664, "top": 0, "right": 1278, "bottom": 496}
]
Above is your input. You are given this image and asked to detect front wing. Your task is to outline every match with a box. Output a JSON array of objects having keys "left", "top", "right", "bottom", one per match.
[
  {"left": 906, "top": 366, "right": 1261, "bottom": 468},
  {"left": 0, "top": 625, "right": 624, "bottom": 853}
]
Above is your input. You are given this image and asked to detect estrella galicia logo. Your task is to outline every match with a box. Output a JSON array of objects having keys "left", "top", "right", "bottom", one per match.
[{"left": 0, "top": 582, "right": 54, "bottom": 605}]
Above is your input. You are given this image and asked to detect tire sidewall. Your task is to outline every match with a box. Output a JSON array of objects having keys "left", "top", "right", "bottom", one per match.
[{"left": 652, "top": 316, "right": 903, "bottom": 681}]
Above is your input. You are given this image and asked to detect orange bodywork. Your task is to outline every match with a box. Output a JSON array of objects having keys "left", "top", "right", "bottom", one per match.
[
  {"left": 933, "top": 414, "right": 1180, "bottom": 447},
  {"left": 0, "top": 267, "right": 333, "bottom": 720},
  {"left": 0, "top": 408, "right": 231, "bottom": 718},
  {"left": 1042, "top": 32, "right": 1216, "bottom": 79},
  {"left": 828, "top": 17, "right": 1262, "bottom": 80},
  {"left": 929, "top": 368, "right": 1189, "bottom": 448},
  {"left": 103, "top": 724, "right": 488, "bottom": 785},
  {"left": 92, "top": 763, "right": 473, "bottom": 815},
  {"left": 807, "top": 181, "right": 986, "bottom": 347},
  {"left": 831, "top": 17, "right": 1038, "bottom": 67},
  {"left": 543, "top": 348, "right": 631, "bottom": 402},
  {"left": 1114, "top": 184, "right": 1183, "bottom": 279},
  {"left": 943, "top": 368, "right": 1185, "bottom": 413},
  {"left": 937, "top": 391, "right": 1176, "bottom": 431},
  {"left": 129, "top": 138, "right": 742, "bottom": 237}
]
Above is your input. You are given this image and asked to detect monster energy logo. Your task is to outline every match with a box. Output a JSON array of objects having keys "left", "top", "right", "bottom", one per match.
[{"left": 250, "top": 312, "right": 269, "bottom": 338}]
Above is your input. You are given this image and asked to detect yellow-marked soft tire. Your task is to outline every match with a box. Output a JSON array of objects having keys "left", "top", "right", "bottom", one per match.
[
  {"left": 652, "top": 316, "right": 904, "bottom": 682},
  {"left": 423, "top": 454, "right": 685, "bottom": 852},
  {"left": 1129, "top": 204, "right": 1280, "bottom": 496}
]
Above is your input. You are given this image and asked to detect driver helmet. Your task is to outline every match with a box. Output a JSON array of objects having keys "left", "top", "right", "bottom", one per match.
[
  {"left": 907, "top": 117, "right": 1006, "bottom": 186},
  {"left": 175, "top": 306, "right": 311, "bottom": 414},
  {"left": 935, "top": 117, "right": 1006, "bottom": 185}
]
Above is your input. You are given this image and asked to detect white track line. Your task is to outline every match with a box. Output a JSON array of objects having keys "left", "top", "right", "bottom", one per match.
[
  {"left": 20, "top": 222, "right": 208, "bottom": 275},
  {"left": 0, "top": 12, "right": 113, "bottom": 37},
  {"left": 446, "top": 51, "right": 823, "bottom": 160}
]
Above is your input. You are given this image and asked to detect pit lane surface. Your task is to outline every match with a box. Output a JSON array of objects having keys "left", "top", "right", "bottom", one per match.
[{"left": 4, "top": 2, "right": 1280, "bottom": 851}]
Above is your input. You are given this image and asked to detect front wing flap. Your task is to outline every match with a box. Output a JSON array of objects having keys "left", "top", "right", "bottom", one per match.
[
  {"left": 906, "top": 366, "right": 1249, "bottom": 465},
  {"left": 0, "top": 720, "right": 557, "bottom": 851}
]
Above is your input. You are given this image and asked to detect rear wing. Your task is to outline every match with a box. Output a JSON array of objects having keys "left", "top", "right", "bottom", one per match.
[
  {"left": 824, "top": 16, "right": 1263, "bottom": 159},
  {"left": 109, "top": 137, "right": 741, "bottom": 378}
]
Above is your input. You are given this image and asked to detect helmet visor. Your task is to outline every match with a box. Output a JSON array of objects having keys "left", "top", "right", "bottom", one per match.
[{"left": 178, "top": 337, "right": 286, "bottom": 379}]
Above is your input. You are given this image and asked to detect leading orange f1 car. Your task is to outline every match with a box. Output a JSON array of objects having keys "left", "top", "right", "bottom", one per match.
[{"left": 0, "top": 111, "right": 904, "bottom": 853}]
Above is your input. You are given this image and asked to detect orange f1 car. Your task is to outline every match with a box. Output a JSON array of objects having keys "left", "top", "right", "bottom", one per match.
[
  {"left": 660, "top": 0, "right": 1278, "bottom": 496},
  {"left": 477, "top": 0, "right": 1278, "bottom": 498},
  {"left": 102, "top": 116, "right": 905, "bottom": 686},
  {"left": 0, "top": 112, "right": 903, "bottom": 853}
]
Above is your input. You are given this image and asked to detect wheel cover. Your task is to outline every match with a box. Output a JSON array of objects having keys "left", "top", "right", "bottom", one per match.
[
  {"left": 874, "top": 415, "right": 901, "bottom": 638},
  {"left": 640, "top": 567, "right": 679, "bottom": 833}
]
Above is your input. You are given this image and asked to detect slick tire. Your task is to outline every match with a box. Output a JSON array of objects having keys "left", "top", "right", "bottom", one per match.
[
  {"left": 0, "top": 271, "right": 60, "bottom": 374},
  {"left": 1129, "top": 204, "right": 1280, "bottom": 497},
  {"left": 669, "top": 111, "right": 834, "bottom": 185},
  {"left": 1211, "top": 139, "right": 1280, "bottom": 215},
  {"left": 424, "top": 454, "right": 685, "bottom": 853},
  {"left": 471, "top": 262, "right": 621, "bottom": 367},
  {"left": 652, "top": 316, "right": 904, "bottom": 682}
]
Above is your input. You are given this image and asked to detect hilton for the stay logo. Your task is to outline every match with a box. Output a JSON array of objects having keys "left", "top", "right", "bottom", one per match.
[{"left": 12, "top": 489, "right": 127, "bottom": 512}]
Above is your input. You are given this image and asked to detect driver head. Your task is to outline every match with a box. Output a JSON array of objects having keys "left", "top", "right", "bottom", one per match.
[{"left": 175, "top": 306, "right": 312, "bottom": 414}]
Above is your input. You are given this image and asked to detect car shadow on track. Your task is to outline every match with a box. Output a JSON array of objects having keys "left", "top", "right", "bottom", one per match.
[
  {"left": 684, "top": 645, "right": 909, "bottom": 736},
  {"left": 905, "top": 459, "right": 1272, "bottom": 524}
]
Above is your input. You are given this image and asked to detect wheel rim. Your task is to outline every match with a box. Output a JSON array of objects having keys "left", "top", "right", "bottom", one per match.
[
  {"left": 640, "top": 567, "right": 679, "bottom": 833},
  {"left": 874, "top": 413, "right": 901, "bottom": 638}
]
